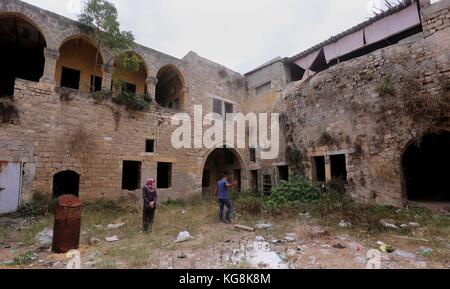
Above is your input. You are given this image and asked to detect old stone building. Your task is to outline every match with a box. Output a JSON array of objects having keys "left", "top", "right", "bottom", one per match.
[{"left": 0, "top": 0, "right": 448, "bottom": 213}]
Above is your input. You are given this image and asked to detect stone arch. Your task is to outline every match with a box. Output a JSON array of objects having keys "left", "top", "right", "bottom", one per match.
[
  {"left": 0, "top": 11, "right": 54, "bottom": 48},
  {"left": 200, "top": 147, "right": 247, "bottom": 197},
  {"left": 113, "top": 50, "right": 149, "bottom": 95},
  {"left": 56, "top": 34, "right": 106, "bottom": 92},
  {"left": 0, "top": 12, "right": 48, "bottom": 95},
  {"left": 155, "top": 64, "right": 186, "bottom": 110},
  {"left": 401, "top": 130, "right": 450, "bottom": 202}
]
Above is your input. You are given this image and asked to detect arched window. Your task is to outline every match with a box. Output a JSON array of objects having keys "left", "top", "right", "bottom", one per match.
[
  {"left": 114, "top": 51, "right": 148, "bottom": 95},
  {"left": 56, "top": 36, "right": 103, "bottom": 92},
  {"left": 0, "top": 14, "right": 47, "bottom": 96},
  {"left": 155, "top": 65, "right": 184, "bottom": 110}
]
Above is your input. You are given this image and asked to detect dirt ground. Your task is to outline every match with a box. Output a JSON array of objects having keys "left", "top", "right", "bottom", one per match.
[{"left": 0, "top": 200, "right": 449, "bottom": 269}]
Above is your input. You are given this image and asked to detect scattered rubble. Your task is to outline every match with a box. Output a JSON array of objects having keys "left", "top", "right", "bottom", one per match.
[
  {"left": 393, "top": 250, "right": 416, "bottom": 259},
  {"left": 338, "top": 220, "right": 352, "bottom": 228},
  {"left": 175, "top": 231, "right": 194, "bottom": 243},
  {"left": 256, "top": 236, "right": 265, "bottom": 242},
  {"left": 256, "top": 223, "right": 273, "bottom": 230},
  {"left": 35, "top": 228, "right": 53, "bottom": 246},
  {"left": 89, "top": 238, "right": 101, "bottom": 246},
  {"left": 333, "top": 243, "right": 346, "bottom": 249},
  {"left": 380, "top": 219, "right": 399, "bottom": 229},
  {"left": 105, "top": 236, "right": 119, "bottom": 242},
  {"left": 106, "top": 223, "right": 125, "bottom": 229}
]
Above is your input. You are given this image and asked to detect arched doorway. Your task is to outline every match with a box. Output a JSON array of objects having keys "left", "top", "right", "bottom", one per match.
[
  {"left": 56, "top": 36, "right": 103, "bottom": 92},
  {"left": 155, "top": 65, "right": 184, "bottom": 110},
  {"left": 53, "top": 170, "right": 80, "bottom": 197},
  {"left": 114, "top": 51, "right": 148, "bottom": 95},
  {"left": 402, "top": 131, "right": 450, "bottom": 202},
  {"left": 0, "top": 14, "right": 47, "bottom": 96},
  {"left": 202, "top": 148, "right": 244, "bottom": 198}
]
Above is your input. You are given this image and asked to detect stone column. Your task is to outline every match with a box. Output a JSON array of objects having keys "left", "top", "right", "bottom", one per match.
[
  {"left": 101, "top": 64, "right": 113, "bottom": 91},
  {"left": 40, "top": 48, "right": 60, "bottom": 85},
  {"left": 325, "top": 155, "right": 332, "bottom": 182},
  {"left": 145, "top": 76, "right": 158, "bottom": 101}
]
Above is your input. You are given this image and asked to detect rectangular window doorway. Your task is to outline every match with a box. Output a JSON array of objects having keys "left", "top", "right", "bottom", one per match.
[
  {"left": 61, "top": 67, "right": 81, "bottom": 90},
  {"left": 314, "top": 156, "right": 326, "bottom": 182},
  {"left": 122, "top": 161, "right": 141, "bottom": 191},
  {"left": 331, "top": 154, "right": 348, "bottom": 182},
  {"left": 157, "top": 162, "right": 172, "bottom": 189},
  {"left": 278, "top": 166, "right": 289, "bottom": 181}
]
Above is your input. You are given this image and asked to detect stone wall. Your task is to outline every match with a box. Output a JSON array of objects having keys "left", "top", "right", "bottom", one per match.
[{"left": 0, "top": 79, "right": 251, "bottom": 202}]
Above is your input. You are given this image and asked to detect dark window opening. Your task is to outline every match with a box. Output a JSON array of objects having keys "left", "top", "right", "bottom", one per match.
[
  {"left": 90, "top": 75, "right": 102, "bottom": 92},
  {"left": 0, "top": 16, "right": 46, "bottom": 97},
  {"left": 61, "top": 67, "right": 81, "bottom": 90},
  {"left": 278, "top": 165, "right": 289, "bottom": 181},
  {"left": 225, "top": 102, "right": 234, "bottom": 114},
  {"left": 202, "top": 170, "right": 210, "bottom": 187},
  {"left": 53, "top": 170, "right": 80, "bottom": 197},
  {"left": 122, "top": 161, "right": 141, "bottom": 191},
  {"left": 213, "top": 98, "right": 223, "bottom": 116},
  {"left": 233, "top": 169, "right": 241, "bottom": 192},
  {"left": 330, "top": 154, "right": 348, "bottom": 182},
  {"left": 155, "top": 66, "right": 183, "bottom": 109},
  {"left": 157, "top": 162, "right": 172, "bottom": 189},
  {"left": 263, "top": 175, "right": 272, "bottom": 196},
  {"left": 309, "top": 49, "right": 328, "bottom": 72},
  {"left": 251, "top": 170, "right": 259, "bottom": 192},
  {"left": 124, "top": 82, "right": 137, "bottom": 94},
  {"left": 145, "top": 139, "right": 155, "bottom": 153},
  {"left": 249, "top": 148, "right": 256, "bottom": 162},
  {"left": 314, "top": 156, "right": 326, "bottom": 182},
  {"left": 288, "top": 62, "right": 305, "bottom": 82},
  {"left": 402, "top": 132, "right": 450, "bottom": 202}
]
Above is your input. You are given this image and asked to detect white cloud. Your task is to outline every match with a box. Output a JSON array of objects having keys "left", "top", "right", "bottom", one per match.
[{"left": 22, "top": 0, "right": 375, "bottom": 73}]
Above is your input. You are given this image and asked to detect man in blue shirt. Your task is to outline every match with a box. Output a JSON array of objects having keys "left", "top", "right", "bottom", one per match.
[{"left": 215, "top": 174, "right": 238, "bottom": 224}]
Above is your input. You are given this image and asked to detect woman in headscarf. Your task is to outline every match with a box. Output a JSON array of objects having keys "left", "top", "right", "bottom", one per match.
[{"left": 142, "top": 178, "right": 157, "bottom": 233}]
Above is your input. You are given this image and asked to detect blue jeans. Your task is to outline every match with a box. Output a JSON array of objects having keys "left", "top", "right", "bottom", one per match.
[{"left": 219, "top": 199, "right": 233, "bottom": 221}]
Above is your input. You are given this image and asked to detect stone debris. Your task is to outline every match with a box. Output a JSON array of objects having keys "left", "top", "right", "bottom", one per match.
[
  {"left": 256, "top": 236, "right": 265, "bottom": 242},
  {"left": 175, "top": 231, "right": 194, "bottom": 243},
  {"left": 255, "top": 223, "right": 273, "bottom": 230},
  {"left": 106, "top": 223, "right": 125, "bottom": 229},
  {"left": 333, "top": 243, "right": 346, "bottom": 249},
  {"left": 338, "top": 220, "right": 352, "bottom": 228},
  {"left": 89, "top": 238, "right": 101, "bottom": 246},
  {"left": 35, "top": 228, "right": 53, "bottom": 246},
  {"left": 393, "top": 250, "right": 416, "bottom": 259},
  {"left": 380, "top": 219, "right": 399, "bottom": 229},
  {"left": 105, "top": 236, "right": 119, "bottom": 242}
]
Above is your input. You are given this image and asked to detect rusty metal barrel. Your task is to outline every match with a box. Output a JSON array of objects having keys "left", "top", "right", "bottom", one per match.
[{"left": 52, "top": 195, "right": 83, "bottom": 254}]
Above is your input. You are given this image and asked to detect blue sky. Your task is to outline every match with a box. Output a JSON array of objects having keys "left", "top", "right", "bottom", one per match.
[{"left": 23, "top": 0, "right": 389, "bottom": 73}]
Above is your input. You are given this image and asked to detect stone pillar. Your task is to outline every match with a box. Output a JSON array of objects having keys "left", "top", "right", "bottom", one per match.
[
  {"left": 40, "top": 48, "right": 60, "bottom": 85},
  {"left": 145, "top": 76, "right": 158, "bottom": 101},
  {"left": 102, "top": 64, "right": 113, "bottom": 91},
  {"left": 325, "top": 155, "right": 332, "bottom": 182}
]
